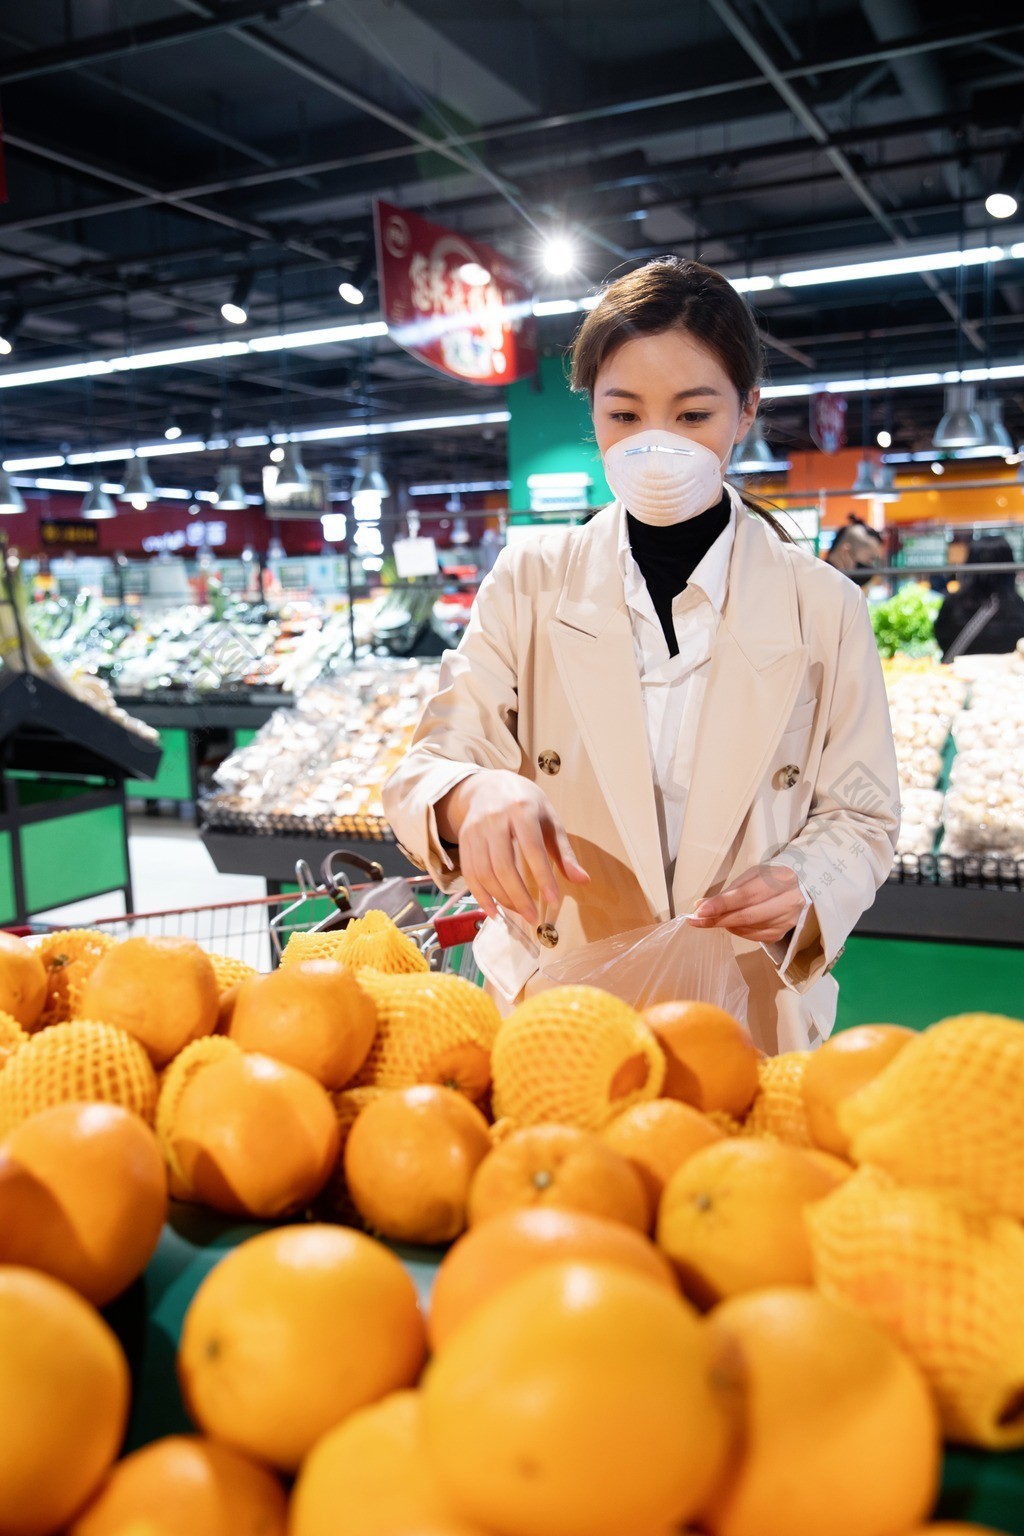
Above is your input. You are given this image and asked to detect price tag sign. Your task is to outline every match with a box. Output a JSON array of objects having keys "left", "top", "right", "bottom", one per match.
[{"left": 393, "top": 537, "right": 440, "bottom": 579}]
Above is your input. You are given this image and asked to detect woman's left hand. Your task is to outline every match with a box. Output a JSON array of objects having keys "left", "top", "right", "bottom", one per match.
[{"left": 690, "top": 865, "right": 806, "bottom": 945}]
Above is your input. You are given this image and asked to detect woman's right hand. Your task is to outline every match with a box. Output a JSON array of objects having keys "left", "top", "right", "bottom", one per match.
[{"left": 438, "top": 771, "right": 590, "bottom": 924}]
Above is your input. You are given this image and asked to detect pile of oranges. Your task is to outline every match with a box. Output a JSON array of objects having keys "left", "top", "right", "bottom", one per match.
[{"left": 0, "top": 915, "right": 1018, "bottom": 1535}]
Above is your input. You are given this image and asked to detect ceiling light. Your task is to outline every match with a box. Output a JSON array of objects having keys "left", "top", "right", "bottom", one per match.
[
  {"left": 931, "top": 461, "right": 945, "bottom": 475},
  {"left": 164, "top": 421, "right": 182, "bottom": 440},
  {"left": 3, "top": 455, "right": 65, "bottom": 471},
  {"left": 780, "top": 247, "right": 1004, "bottom": 287},
  {"left": 338, "top": 282, "right": 365, "bottom": 306},
  {"left": 458, "top": 262, "right": 491, "bottom": 287},
  {"left": 986, "top": 191, "right": 1018, "bottom": 220},
  {"left": 729, "top": 424, "right": 777, "bottom": 472},
  {"left": 876, "top": 466, "right": 900, "bottom": 502},
  {"left": 274, "top": 442, "right": 309, "bottom": 493},
  {"left": 532, "top": 298, "right": 580, "bottom": 317},
  {"left": 976, "top": 397, "right": 1015, "bottom": 456},
  {"left": 542, "top": 237, "right": 576, "bottom": 276},
  {"left": 351, "top": 452, "right": 391, "bottom": 499},
  {"left": 876, "top": 429, "right": 892, "bottom": 448},
  {"left": 270, "top": 446, "right": 285, "bottom": 463},
  {"left": 321, "top": 512, "right": 347, "bottom": 542},
  {"left": 851, "top": 459, "right": 879, "bottom": 498},
  {"left": 0, "top": 470, "right": 25, "bottom": 513},
  {"left": 932, "top": 384, "right": 987, "bottom": 449},
  {"left": 730, "top": 275, "right": 775, "bottom": 293},
  {"left": 0, "top": 305, "right": 25, "bottom": 357},
  {"left": 213, "top": 464, "right": 247, "bottom": 510},
  {"left": 120, "top": 456, "right": 156, "bottom": 505},
  {"left": 81, "top": 481, "right": 116, "bottom": 519},
  {"left": 221, "top": 272, "right": 253, "bottom": 327},
  {"left": 338, "top": 252, "right": 375, "bottom": 308}
]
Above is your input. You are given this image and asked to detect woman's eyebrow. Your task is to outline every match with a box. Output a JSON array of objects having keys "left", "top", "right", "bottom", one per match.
[{"left": 600, "top": 386, "right": 723, "bottom": 400}]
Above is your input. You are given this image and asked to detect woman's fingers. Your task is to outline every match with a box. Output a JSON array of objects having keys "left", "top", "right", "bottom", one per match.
[
  {"left": 482, "top": 828, "right": 540, "bottom": 924},
  {"left": 513, "top": 817, "right": 561, "bottom": 908},
  {"left": 544, "top": 817, "right": 590, "bottom": 885}
]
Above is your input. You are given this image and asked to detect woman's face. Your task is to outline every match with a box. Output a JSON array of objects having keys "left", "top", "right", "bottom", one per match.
[{"left": 592, "top": 327, "right": 759, "bottom": 467}]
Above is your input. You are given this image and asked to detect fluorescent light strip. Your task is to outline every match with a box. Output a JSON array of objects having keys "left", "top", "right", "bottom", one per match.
[
  {"left": 35, "top": 477, "right": 93, "bottom": 493},
  {"left": 249, "top": 321, "right": 388, "bottom": 352},
  {"left": 66, "top": 448, "right": 133, "bottom": 465},
  {"left": 291, "top": 410, "right": 509, "bottom": 444},
  {"left": 136, "top": 439, "right": 208, "bottom": 458},
  {"left": 731, "top": 275, "right": 776, "bottom": 293},
  {"left": 532, "top": 299, "right": 581, "bottom": 316},
  {"left": 234, "top": 434, "right": 270, "bottom": 448},
  {"left": 779, "top": 246, "right": 1005, "bottom": 288},
  {"left": 410, "top": 480, "right": 511, "bottom": 495},
  {"left": 2, "top": 455, "right": 65, "bottom": 471}
]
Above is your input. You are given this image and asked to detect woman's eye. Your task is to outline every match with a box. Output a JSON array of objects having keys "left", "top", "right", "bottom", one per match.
[
  {"left": 680, "top": 411, "right": 712, "bottom": 424},
  {"left": 610, "top": 411, "right": 638, "bottom": 422}
]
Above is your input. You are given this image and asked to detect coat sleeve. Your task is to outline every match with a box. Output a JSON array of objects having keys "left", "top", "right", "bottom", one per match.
[
  {"left": 381, "top": 547, "right": 524, "bottom": 893},
  {"left": 768, "top": 588, "right": 900, "bottom": 991}
]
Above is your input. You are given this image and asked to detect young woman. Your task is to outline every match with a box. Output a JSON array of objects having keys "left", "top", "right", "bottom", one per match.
[{"left": 383, "top": 258, "right": 899, "bottom": 1053}]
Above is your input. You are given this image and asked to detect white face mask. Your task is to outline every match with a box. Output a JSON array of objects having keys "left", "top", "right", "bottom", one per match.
[{"left": 602, "top": 429, "right": 728, "bottom": 527}]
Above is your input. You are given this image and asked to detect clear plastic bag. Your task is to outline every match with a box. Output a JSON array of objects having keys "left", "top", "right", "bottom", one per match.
[{"left": 540, "top": 916, "right": 749, "bottom": 1025}]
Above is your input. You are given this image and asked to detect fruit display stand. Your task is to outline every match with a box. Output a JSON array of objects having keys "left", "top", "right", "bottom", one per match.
[
  {"left": 104, "top": 1203, "right": 1024, "bottom": 1532},
  {"left": 0, "top": 669, "right": 161, "bottom": 922},
  {"left": 117, "top": 692, "right": 293, "bottom": 808}
]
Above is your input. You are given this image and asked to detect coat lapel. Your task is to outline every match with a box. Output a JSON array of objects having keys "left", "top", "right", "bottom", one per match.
[
  {"left": 549, "top": 505, "right": 670, "bottom": 922},
  {"left": 672, "top": 504, "right": 809, "bottom": 912}
]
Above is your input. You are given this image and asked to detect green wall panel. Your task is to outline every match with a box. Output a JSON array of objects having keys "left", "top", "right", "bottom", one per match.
[
  {"left": 127, "top": 728, "right": 192, "bottom": 801},
  {"left": 507, "top": 355, "right": 610, "bottom": 512},
  {"left": 22, "top": 804, "right": 128, "bottom": 914},
  {"left": 234, "top": 729, "right": 258, "bottom": 749},
  {"left": 833, "top": 935, "right": 1024, "bottom": 1033},
  {"left": 0, "top": 833, "right": 16, "bottom": 925}
]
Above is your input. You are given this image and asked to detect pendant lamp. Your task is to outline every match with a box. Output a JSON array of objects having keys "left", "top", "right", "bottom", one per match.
[
  {"left": 121, "top": 456, "right": 156, "bottom": 506},
  {"left": 214, "top": 464, "right": 247, "bottom": 510},
  {"left": 850, "top": 459, "right": 879, "bottom": 497},
  {"left": 81, "top": 481, "right": 116, "bottom": 519},
  {"left": 976, "top": 398, "right": 1015, "bottom": 457},
  {"left": 0, "top": 470, "right": 25, "bottom": 514},
  {"left": 729, "top": 424, "right": 775, "bottom": 473},
  {"left": 932, "top": 384, "right": 987, "bottom": 450},
  {"left": 274, "top": 442, "right": 309, "bottom": 493}
]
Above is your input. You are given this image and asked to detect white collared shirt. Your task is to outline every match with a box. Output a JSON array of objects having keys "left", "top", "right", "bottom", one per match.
[
  {"left": 617, "top": 498, "right": 811, "bottom": 967},
  {"left": 616, "top": 499, "right": 736, "bottom": 898}
]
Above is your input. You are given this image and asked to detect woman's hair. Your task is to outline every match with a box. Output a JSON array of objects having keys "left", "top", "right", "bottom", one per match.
[
  {"left": 569, "top": 256, "right": 791, "bottom": 541},
  {"left": 959, "top": 534, "right": 1019, "bottom": 603}
]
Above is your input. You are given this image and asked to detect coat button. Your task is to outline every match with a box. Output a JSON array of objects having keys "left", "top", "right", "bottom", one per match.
[
  {"left": 536, "top": 922, "right": 559, "bottom": 947},
  {"left": 538, "top": 749, "right": 561, "bottom": 775},
  {"left": 773, "top": 764, "right": 801, "bottom": 790}
]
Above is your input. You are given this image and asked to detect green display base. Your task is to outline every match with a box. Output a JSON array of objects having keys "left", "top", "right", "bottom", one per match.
[
  {"left": 126, "top": 728, "right": 193, "bottom": 802},
  {"left": 834, "top": 935, "right": 1024, "bottom": 1033}
]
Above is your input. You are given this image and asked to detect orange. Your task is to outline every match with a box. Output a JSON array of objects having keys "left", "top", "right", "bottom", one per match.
[
  {"left": 0, "top": 1102, "right": 167, "bottom": 1305},
  {"left": 641, "top": 1001, "right": 759, "bottom": 1117},
  {"left": 206, "top": 952, "right": 257, "bottom": 996},
  {"left": 0, "top": 1266, "right": 130, "bottom": 1536},
  {"left": 656, "top": 1138, "right": 844, "bottom": 1308},
  {"left": 491, "top": 985, "right": 665, "bottom": 1130},
  {"left": 702, "top": 1288, "right": 940, "bottom": 1536},
  {"left": 429, "top": 1205, "right": 678, "bottom": 1352},
  {"left": 290, "top": 1390, "right": 488, "bottom": 1536},
  {"left": 602, "top": 1098, "right": 724, "bottom": 1209},
  {"left": 468, "top": 1123, "right": 649, "bottom": 1233},
  {"left": 423, "top": 1260, "right": 734, "bottom": 1536},
  {"left": 229, "top": 961, "right": 377, "bottom": 1090},
  {"left": 0, "top": 932, "right": 47, "bottom": 1030},
  {"left": 35, "top": 929, "right": 117, "bottom": 1029},
  {"left": 166, "top": 1049, "right": 339, "bottom": 1219},
  {"left": 353, "top": 970, "right": 500, "bottom": 1100},
  {"left": 344, "top": 1085, "right": 492, "bottom": 1244},
  {"left": 283, "top": 910, "right": 429, "bottom": 975},
  {"left": 68, "top": 1435, "right": 287, "bottom": 1536},
  {"left": 802, "top": 1024, "right": 915, "bottom": 1155},
  {"left": 318, "top": 1085, "right": 387, "bottom": 1221},
  {"left": 0, "top": 1010, "right": 28, "bottom": 1067},
  {"left": 77, "top": 936, "right": 218, "bottom": 1067},
  {"left": 0, "top": 1020, "right": 158, "bottom": 1137},
  {"left": 179, "top": 1223, "right": 427, "bottom": 1472}
]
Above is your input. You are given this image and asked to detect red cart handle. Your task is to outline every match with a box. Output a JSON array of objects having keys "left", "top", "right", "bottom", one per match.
[{"left": 433, "top": 910, "right": 486, "bottom": 949}]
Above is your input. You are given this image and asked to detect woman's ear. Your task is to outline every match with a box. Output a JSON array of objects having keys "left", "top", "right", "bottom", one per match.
[{"left": 734, "top": 387, "right": 761, "bottom": 443}]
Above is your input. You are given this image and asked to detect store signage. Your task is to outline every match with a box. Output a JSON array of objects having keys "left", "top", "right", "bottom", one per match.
[
  {"left": 375, "top": 199, "right": 537, "bottom": 386},
  {"left": 393, "top": 536, "right": 440, "bottom": 579},
  {"left": 40, "top": 518, "right": 100, "bottom": 549},
  {"left": 809, "top": 391, "right": 848, "bottom": 455},
  {"left": 141, "top": 521, "right": 227, "bottom": 553},
  {"left": 527, "top": 471, "right": 591, "bottom": 512},
  {"left": 261, "top": 468, "right": 330, "bottom": 519}
]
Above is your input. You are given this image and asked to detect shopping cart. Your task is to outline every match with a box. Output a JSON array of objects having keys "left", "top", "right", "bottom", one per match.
[{"left": 17, "top": 857, "right": 486, "bottom": 981}]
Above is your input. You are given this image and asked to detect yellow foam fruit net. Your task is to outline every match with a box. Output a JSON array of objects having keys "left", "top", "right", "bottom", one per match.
[
  {"left": 838, "top": 1013, "right": 1024, "bottom": 1219},
  {"left": 0, "top": 1020, "right": 159, "bottom": 1137},
  {"left": 0, "top": 1011, "right": 28, "bottom": 1068},
  {"left": 352, "top": 969, "right": 501, "bottom": 1090},
  {"left": 35, "top": 928, "right": 118, "bottom": 1029},
  {"left": 490, "top": 985, "right": 666, "bottom": 1133},
  {"left": 741, "top": 1051, "right": 814, "bottom": 1146},
  {"left": 206, "top": 952, "right": 258, "bottom": 997},
  {"left": 807, "top": 1166, "right": 1024, "bottom": 1448},
  {"left": 156, "top": 1035, "right": 242, "bottom": 1184},
  {"left": 281, "top": 910, "right": 428, "bottom": 975}
]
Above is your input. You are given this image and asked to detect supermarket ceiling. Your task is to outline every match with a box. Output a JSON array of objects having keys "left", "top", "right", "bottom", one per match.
[{"left": 2, "top": 0, "right": 1024, "bottom": 494}]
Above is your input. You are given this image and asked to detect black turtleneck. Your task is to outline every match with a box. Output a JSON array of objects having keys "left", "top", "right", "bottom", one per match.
[{"left": 626, "top": 491, "right": 731, "bottom": 657}]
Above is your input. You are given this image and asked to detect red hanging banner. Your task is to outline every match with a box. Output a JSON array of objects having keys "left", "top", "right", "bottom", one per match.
[
  {"left": 374, "top": 200, "right": 537, "bottom": 385},
  {"left": 809, "top": 390, "right": 847, "bottom": 454}
]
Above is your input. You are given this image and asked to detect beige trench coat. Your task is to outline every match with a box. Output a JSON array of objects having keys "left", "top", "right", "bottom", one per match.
[{"left": 382, "top": 493, "right": 899, "bottom": 1053}]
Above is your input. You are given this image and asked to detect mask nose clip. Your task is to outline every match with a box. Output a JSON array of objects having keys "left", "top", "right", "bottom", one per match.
[{"left": 623, "top": 442, "right": 696, "bottom": 457}]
